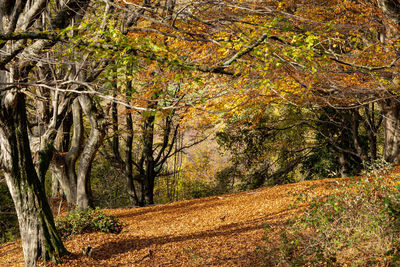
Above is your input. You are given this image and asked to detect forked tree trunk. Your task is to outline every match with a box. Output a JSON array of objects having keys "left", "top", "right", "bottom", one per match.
[
  {"left": 132, "top": 104, "right": 179, "bottom": 206},
  {"left": 50, "top": 99, "right": 83, "bottom": 205},
  {"left": 51, "top": 154, "right": 78, "bottom": 205},
  {"left": 0, "top": 92, "right": 68, "bottom": 266},
  {"left": 0, "top": 0, "right": 92, "bottom": 265}
]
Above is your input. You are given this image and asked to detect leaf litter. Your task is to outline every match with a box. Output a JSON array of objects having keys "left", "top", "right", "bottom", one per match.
[{"left": 0, "top": 176, "right": 360, "bottom": 266}]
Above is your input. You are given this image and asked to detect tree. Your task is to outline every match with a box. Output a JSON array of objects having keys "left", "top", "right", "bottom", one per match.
[
  {"left": 105, "top": 68, "right": 203, "bottom": 206},
  {"left": 302, "top": 106, "right": 382, "bottom": 178},
  {"left": 4, "top": 0, "right": 400, "bottom": 263},
  {"left": 375, "top": 0, "right": 400, "bottom": 162},
  {"left": 106, "top": 0, "right": 397, "bottom": 179},
  {"left": 0, "top": 0, "right": 91, "bottom": 265},
  {"left": 203, "top": 0, "right": 400, "bottom": 165}
]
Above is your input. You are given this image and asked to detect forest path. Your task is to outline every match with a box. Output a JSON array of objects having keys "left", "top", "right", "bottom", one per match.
[{"left": 0, "top": 176, "right": 359, "bottom": 266}]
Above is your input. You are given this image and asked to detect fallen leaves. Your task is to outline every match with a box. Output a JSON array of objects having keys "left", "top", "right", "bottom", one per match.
[{"left": 0, "top": 176, "right": 360, "bottom": 266}]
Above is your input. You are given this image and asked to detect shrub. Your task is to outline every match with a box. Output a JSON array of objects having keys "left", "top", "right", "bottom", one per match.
[
  {"left": 182, "top": 179, "right": 215, "bottom": 199},
  {"left": 91, "top": 159, "right": 131, "bottom": 208},
  {"left": 55, "top": 208, "right": 123, "bottom": 238},
  {"left": 256, "top": 171, "right": 400, "bottom": 266}
]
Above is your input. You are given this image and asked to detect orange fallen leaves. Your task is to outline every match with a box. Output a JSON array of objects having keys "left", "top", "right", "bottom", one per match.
[{"left": 0, "top": 176, "right": 359, "bottom": 266}]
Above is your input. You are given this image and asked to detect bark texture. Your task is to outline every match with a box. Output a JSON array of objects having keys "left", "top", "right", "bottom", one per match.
[
  {"left": 50, "top": 99, "right": 83, "bottom": 205},
  {"left": 0, "top": 0, "right": 90, "bottom": 265},
  {"left": 377, "top": 0, "right": 400, "bottom": 164},
  {"left": 0, "top": 92, "right": 68, "bottom": 266},
  {"left": 382, "top": 99, "right": 400, "bottom": 163},
  {"left": 76, "top": 95, "right": 106, "bottom": 210}
]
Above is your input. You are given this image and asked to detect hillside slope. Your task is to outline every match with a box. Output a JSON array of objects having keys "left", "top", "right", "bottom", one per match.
[{"left": 0, "top": 177, "right": 356, "bottom": 266}]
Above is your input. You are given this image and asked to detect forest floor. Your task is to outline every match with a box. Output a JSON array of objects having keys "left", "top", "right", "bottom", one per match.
[{"left": 0, "top": 176, "right": 359, "bottom": 266}]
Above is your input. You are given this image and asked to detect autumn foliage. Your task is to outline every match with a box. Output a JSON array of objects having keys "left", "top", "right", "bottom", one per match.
[{"left": 3, "top": 0, "right": 400, "bottom": 266}]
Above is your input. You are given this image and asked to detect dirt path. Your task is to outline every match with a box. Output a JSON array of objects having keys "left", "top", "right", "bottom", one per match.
[{"left": 0, "top": 177, "right": 355, "bottom": 266}]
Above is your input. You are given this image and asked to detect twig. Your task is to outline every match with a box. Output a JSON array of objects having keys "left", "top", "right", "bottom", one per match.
[{"left": 136, "top": 248, "right": 153, "bottom": 262}]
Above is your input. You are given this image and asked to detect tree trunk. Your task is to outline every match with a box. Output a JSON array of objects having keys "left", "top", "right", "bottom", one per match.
[
  {"left": 51, "top": 174, "right": 62, "bottom": 198},
  {"left": 363, "top": 103, "right": 381, "bottom": 163},
  {"left": 369, "top": 133, "right": 378, "bottom": 162},
  {"left": 143, "top": 112, "right": 156, "bottom": 205},
  {"left": 50, "top": 99, "right": 83, "bottom": 205},
  {"left": 76, "top": 95, "right": 106, "bottom": 210},
  {"left": 134, "top": 176, "right": 146, "bottom": 206},
  {"left": 125, "top": 105, "right": 139, "bottom": 205},
  {"left": 377, "top": 0, "right": 400, "bottom": 164},
  {"left": 144, "top": 167, "right": 156, "bottom": 205},
  {"left": 351, "top": 109, "right": 368, "bottom": 166},
  {"left": 381, "top": 99, "right": 400, "bottom": 164},
  {"left": 338, "top": 151, "right": 348, "bottom": 177},
  {"left": 50, "top": 155, "right": 78, "bottom": 206},
  {"left": 0, "top": 92, "right": 68, "bottom": 266}
]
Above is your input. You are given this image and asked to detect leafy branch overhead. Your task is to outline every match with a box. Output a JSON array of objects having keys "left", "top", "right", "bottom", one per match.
[{"left": 3, "top": 1, "right": 400, "bottom": 266}]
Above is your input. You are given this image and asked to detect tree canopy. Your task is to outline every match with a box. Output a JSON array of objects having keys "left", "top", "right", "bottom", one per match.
[{"left": 3, "top": 0, "right": 400, "bottom": 266}]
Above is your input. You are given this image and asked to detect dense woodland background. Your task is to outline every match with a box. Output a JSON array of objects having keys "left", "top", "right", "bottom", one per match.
[{"left": 3, "top": 0, "right": 400, "bottom": 265}]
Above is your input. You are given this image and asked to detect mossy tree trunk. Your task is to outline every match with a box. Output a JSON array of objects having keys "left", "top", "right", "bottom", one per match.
[{"left": 0, "top": 92, "right": 68, "bottom": 266}]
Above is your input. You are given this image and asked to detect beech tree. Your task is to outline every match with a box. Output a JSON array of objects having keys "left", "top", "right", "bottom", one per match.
[
  {"left": 203, "top": 0, "right": 400, "bottom": 165},
  {"left": 0, "top": 0, "right": 92, "bottom": 265},
  {"left": 32, "top": 55, "right": 107, "bottom": 210},
  {"left": 4, "top": 0, "right": 400, "bottom": 264},
  {"left": 101, "top": 0, "right": 400, "bottom": 180},
  {"left": 377, "top": 0, "right": 400, "bottom": 163},
  {"left": 107, "top": 95, "right": 181, "bottom": 206}
]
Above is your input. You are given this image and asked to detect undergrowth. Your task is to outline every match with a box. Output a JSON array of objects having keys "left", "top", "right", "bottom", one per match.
[
  {"left": 55, "top": 208, "right": 123, "bottom": 238},
  {"left": 0, "top": 183, "right": 18, "bottom": 243},
  {"left": 256, "top": 168, "right": 400, "bottom": 266}
]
